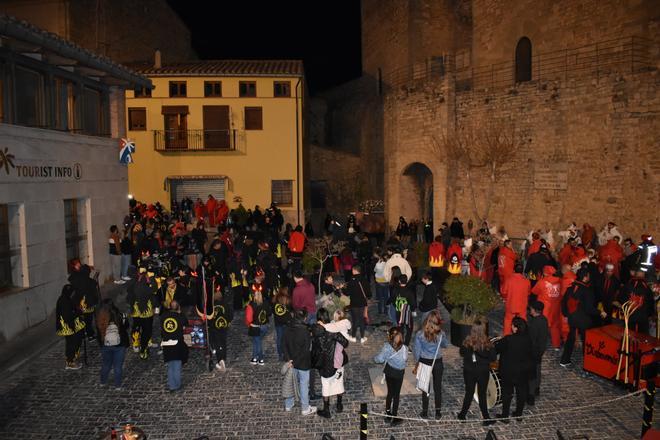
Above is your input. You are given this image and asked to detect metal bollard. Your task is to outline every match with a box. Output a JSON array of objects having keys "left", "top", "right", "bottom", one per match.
[
  {"left": 360, "top": 403, "right": 368, "bottom": 440},
  {"left": 641, "top": 381, "right": 655, "bottom": 438}
]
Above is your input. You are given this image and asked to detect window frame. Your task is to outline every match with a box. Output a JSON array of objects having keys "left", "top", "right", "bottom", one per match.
[
  {"left": 204, "top": 81, "right": 223, "bottom": 97},
  {"left": 239, "top": 81, "right": 257, "bottom": 98},
  {"left": 273, "top": 81, "right": 291, "bottom": 97},
  {"left": 244, "top": 106, "right": 263, "bottom": 130},
  {"left": 271, "top": 180, "right": 293, "bottom": 207},
  {"left": 64, "top": 199, "right": 81, "bottom": 262},
  {"left": 128, "top": 107, "right": 147, "bottom": 131},
  {"left": 14, "top": 65, "right": 44, "bottom": 128},
  {"left": 169, "top": 81, "right": 187, "bottom": 98},
  {"left": 134, "top": 86, "right": 152, "bottom": 98}
]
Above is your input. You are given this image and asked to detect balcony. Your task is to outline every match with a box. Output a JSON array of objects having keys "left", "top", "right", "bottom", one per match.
[{"left": 153, "top": 129, "right": 245, "bottom": 152}]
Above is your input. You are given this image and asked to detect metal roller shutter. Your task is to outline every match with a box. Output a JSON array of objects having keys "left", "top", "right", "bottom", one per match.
[{"left": 170, "top": 178, "right": 226, "bottom": 204}]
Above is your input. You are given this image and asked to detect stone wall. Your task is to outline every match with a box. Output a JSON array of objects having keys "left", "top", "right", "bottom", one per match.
[
  {"left": 471, "top": 0, "right": 660, "bottom": 69},
  {"left": 383, "top": 68, "right": 660, "bottom": 239}
]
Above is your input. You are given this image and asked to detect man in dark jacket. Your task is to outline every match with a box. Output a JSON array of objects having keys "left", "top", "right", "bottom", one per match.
[
  {"left": 283, "top": 310, "right": 317, "bottom": 415},
  {"left": 560, "top": 269, "right": 607, "bottom": 367},
  {"left": 160, "top": 300, "right": 188, "bottom": 391},
  {"left": 495, "top": 317, "right": 534, "bottom": 422},
  {"left": 56, "top": 284, "right": 85, "bottom": 370},
  {"left": 524, "top": 244, "right": 556, "bottom": 285},
  {"left": 346, "top": 265, "right": 370, "bottom": 344},
  {"left": 418, "top": 272, "right": 438, "bottom": 320},
  {"left": 527, "top": 301, "right": 549, "bottom": 405},
  {"left": 618, "top": 270, "right": 654, "bottom": 334},
  {"left": 68, "top": 260, "right": 99, "bottom": 340}
]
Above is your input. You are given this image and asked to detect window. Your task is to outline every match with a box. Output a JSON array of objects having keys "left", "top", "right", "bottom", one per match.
[
  {"left": 245, "top": 107, "right": 263, "bottom": 130},
  {"left": 273, "top": 81, "right": 291, "bottom": 97},
  {"left": 64, "top": 199, "right": 81, "bottom": 262},
  {"left": 128, "top": 107, "right": 147, "bottom": 131},
  {"left": 271, "top": 180, "right": 293, "bottom": 206},
  {"left": 134, "top": 86, "right": 152, "bottom": 97},
  {"left": 82, "top": 87, "right": 102, "bottom": 135},
  {"left": 239, "top": 81, "right": 256, "bottom": 97},
  {"left": 515, "top": 37, "right": 532, "bottom": 83},
  {"left": 204, "top": 81, "right": 222, "bottom": 97},
  {"left": 54, "top": 78, "right": 76, "bottom": 131},
  {"left": 0, "top": 204, "right": 11, "bottom": 290},
  {"left": 169, "top": 81, "right": 187, "bottom": 97},
  {"left": 14, "top": 66, "right": 43, "bottom": 127}
]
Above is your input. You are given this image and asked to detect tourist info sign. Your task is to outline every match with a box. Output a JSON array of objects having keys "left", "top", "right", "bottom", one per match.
[{"left": 534, "top": 163, "right": 568, "bottom": 190}]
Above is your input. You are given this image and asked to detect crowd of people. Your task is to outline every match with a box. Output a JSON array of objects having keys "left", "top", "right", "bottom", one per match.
[{"left": 55, "top": 199, "right": 659, "bottom": 425}]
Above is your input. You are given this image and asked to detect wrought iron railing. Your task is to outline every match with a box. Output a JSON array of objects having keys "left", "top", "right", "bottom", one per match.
[
  {"left": 382, "top": 36, "right": 656, "bottom": 92},
  {"left": 154, "top": 129, "right": 243, "bottom": 152}
]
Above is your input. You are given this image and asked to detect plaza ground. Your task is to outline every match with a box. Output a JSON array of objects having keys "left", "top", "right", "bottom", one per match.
[{"left": 0, "top": 287, "right": 654, "bottom": 440}]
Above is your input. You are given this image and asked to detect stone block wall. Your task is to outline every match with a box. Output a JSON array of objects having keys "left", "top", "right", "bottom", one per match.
[{"left": 383, "top": 69, "right": 660, "bottom": 239}]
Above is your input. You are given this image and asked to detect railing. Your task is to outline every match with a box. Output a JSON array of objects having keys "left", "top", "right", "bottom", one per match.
[
  {"left": 154, "top": 129, "right": 243, "bottom": 152},
  {"left": 382, "top": 36, "right": 656, "bottom": 93}
]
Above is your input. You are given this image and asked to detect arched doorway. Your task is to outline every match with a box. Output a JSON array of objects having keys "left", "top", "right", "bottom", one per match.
[{"left": 401, "top": 162, "right": 433, "bottom": 223}]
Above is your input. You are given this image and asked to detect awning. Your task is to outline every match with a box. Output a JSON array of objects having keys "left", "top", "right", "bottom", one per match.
[
  {"left": 166, "top": 175, "right": 227, "bottom": 180},
  {"left": 161, "top": 105, "right": 189, "bottom": 115}
]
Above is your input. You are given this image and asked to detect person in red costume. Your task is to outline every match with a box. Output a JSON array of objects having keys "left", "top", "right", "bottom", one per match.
[
  {"left": 498, "top": 240, "right": 517, "bottom": 296},
  {"left": 531, "top": 265, "right": 562, "bottom": 349},
  {"left": 598, "top": 237, "right": 624, "bottom": 276},
  {"left": 206, "top": 195, "right": 218, "bottom": 228},
  {"left": 527, "top": 232, "right": 542, "bottom": 257},
  {"left": 446, "top": 238, "right": 463, "bottom": 275},
  {"left": 570, "top": 245, "right": 587, "bottom": 267},
  {"left": 558, "top": 238, "right": 576, "bottom": 267},
  {"left": 559, "top": 265, "right": 576, "bottom": 345},
  {"left": 193, "top": 198, "right": 206, "bottom": 222},
  {"left": 502, "top": 264, "right": 530, "bottom": 335},
  {"left": 215, "top": 199, "right": 229, "bottom": 226}
]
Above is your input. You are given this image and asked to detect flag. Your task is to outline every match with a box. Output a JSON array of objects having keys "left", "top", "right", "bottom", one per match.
[{"left": 119, "top": 138, "right": 135, "bottom": 164}]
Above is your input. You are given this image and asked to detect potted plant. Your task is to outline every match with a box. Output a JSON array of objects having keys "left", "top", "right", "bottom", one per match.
[{"left": 443, "top": 275, "right": 501, "bottom": 346}]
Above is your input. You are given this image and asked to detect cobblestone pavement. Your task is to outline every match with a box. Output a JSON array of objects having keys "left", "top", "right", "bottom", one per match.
[{"left": 0, "top": 298, "right": 655, "bottom": 440}]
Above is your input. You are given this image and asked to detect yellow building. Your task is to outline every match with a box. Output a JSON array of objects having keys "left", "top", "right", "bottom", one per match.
[{"left": 125, "top": 59, "right": 306, "bottom": 225}]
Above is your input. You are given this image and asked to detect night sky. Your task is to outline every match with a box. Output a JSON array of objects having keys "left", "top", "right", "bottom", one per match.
[{"left": 166, "top": 1, "right": 362, "bottom": 94}]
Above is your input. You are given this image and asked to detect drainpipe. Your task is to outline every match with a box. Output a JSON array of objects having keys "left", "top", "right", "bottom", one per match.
[{"left": 295, "top": 77, "right": 302, "bottom": 226}]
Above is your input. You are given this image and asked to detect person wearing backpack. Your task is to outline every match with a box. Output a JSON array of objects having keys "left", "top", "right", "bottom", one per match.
[
  {"left": 96, "top": 299, "right": 129, "bottom": 389},
  {"left": 560, "top": 268, "right": 606, "bottom": 367},
  {"left": 393, "top": 274, "right": 417, "bottom": 347}
]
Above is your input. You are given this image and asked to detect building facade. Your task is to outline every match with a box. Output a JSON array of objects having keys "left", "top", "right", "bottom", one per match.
[
  {"left": 311, "top": 0, "right": 659, "bottom": 239},
  {"left": 0, "top": 15, "right": 150, "bottom": 342},
  {"left": 125, "top": 60, "right": 307, "bottom": 225}
]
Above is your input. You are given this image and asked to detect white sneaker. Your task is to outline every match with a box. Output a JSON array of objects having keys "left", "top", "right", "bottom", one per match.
[
  {"left": 360, "top": 337, "right": 368, "bottom": 344},
  {"left": 301, "top": 406, "right": 317, "bottom": 416},
  {"left": 347, "top": 336, "right": 357, "bottom": 343},
  {"left": 215, "top": 360, "right": 226, "bottom": 371},
  {"left": 113, "top": 280, "right": 123, "bottom": 284},
  {"left": 121, "top": 276, "right": 131, "bottom": 281}
]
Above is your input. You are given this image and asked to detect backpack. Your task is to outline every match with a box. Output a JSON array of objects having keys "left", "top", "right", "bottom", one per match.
[{"left": 104, "top": 323, "right": 121, "bottom": 346}]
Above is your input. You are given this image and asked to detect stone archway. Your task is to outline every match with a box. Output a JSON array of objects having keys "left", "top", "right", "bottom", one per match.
[{"left": 401, "top": 162, "right": 433, "bottom": 223}]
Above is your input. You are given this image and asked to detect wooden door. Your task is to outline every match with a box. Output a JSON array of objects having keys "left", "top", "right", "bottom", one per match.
[
  {"left": 203, "top": 106, "right": 230, "bottom": 149},
  {"left": 164, "top": 113, "right": 188, "bottom": 149}
]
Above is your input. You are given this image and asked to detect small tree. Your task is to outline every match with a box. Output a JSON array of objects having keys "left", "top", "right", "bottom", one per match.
[
  {"left": 432, "top": 119, "right": 525, "bottom": 223},
  {"left": 304, "top": 237, "right": 346, "bottom": 293}
]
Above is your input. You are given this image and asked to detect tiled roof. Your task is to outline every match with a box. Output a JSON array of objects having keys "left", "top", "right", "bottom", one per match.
[
  {"left": 0, "top": 14, "right": 151, "bottom": 87},
  {"left": 131, "top": 59, "right": 305, "bottom": 77}
]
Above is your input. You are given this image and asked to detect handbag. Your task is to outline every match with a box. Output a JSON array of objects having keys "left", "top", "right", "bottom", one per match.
[
  {"left": 357, "top": 281, "right": 370, "bottom": 325},
  {"left": 416, "top": 334, "right": 443, "bottom": 394}
]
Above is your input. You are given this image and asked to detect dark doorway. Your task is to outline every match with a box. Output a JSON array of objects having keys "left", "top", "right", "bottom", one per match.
[
  {"left": 401, "top": 162, "right": 433, "bottom": 222},
  {"left": 310, "top": 180, "right": 327, "bottom": 209},
  {"left": 515, "top": 37, "right": 532, "bottom": 83}
]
